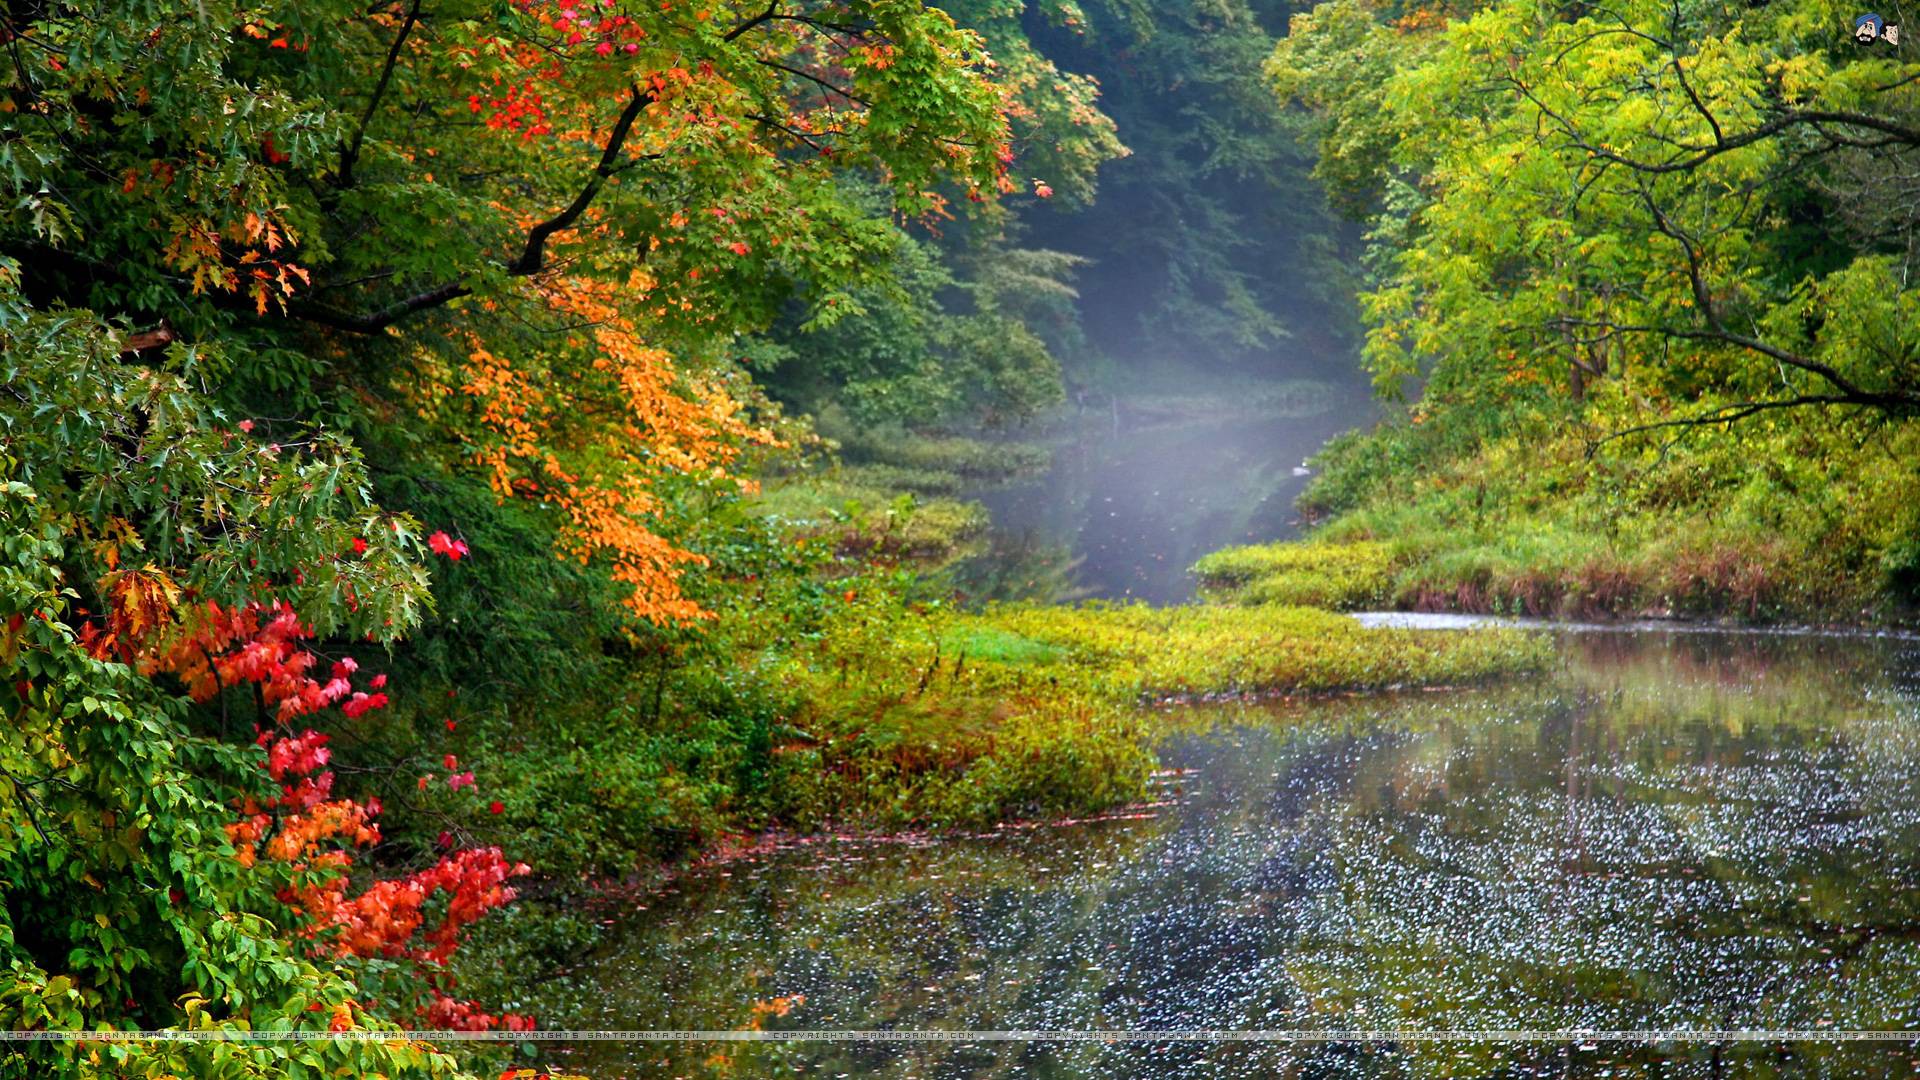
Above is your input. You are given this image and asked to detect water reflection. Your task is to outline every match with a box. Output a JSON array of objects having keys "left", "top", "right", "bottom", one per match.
[{"left": 554, "top": 632, "right": 1920, "bottom": 1077}]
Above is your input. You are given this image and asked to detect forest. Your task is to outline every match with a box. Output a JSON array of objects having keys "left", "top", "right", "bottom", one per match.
[{"left": 0, "top": 0, "right": 1915, "bottom": 1076}]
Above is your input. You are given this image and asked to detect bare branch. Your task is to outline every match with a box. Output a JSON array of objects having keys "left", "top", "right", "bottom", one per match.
[{"left": 1587, "top": 395, "right": 1867, "bottom": 456}]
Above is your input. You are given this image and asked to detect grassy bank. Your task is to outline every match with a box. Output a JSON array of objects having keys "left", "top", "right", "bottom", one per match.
[
  {"left": 1196, "top": 395, "right": 1920, "bottom": 626},
  {"left": 457, "top": 576, "right": 1551, "bottom": 880},
  {"left": 433, "top": 420, "right": 1553, "bottom": 1058}
]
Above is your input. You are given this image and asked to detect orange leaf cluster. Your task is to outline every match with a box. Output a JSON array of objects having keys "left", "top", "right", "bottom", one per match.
[{"left": 426, "top": 272, "right": 775, "bottom": 623}]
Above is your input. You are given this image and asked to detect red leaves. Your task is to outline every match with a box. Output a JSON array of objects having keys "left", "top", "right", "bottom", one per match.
[
  {"left": 471, "top": 79, "right": 553, "bottom": 140},
  {"left": 427, "top": 531, "right": 470, "bottom": 561},
  {"left": 305, "top": 845, "right": 530, "bottom": 1007},
  {"left": 267, "top": 729, "right": 330, "bottom": 781},
  {"left": 350, "top": 537, "right": 368, "bottom": 555},
  {"left": 340, "top": 690, "right": 389, "bottom": 719},
  {"left": 728, "top": 241, "right": 751, "bottom": 256},
  {"left": 424, "top": 991, "right": 533, "bottom": 1032},
  {"left": 261, "top": 134, "right": 288, "bottom": 166},
  {"left": 141, "top": 565, "right": 519, "bottom": 1032},
  {"left": 146, "top": 602, "right": 357, "bottom": 721}
]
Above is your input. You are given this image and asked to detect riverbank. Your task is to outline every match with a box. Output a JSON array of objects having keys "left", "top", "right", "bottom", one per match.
[
  {"left": 444, "top": 521, "right": 1550, "bottom": 1047},
  {"left": 1193, "top": 400, "right": 1920, "bottom": 629}
]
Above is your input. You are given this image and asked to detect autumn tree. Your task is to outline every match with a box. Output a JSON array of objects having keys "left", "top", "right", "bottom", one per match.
[{"left": 0, "top": 0, "right": 1063, "bottom": 1074}]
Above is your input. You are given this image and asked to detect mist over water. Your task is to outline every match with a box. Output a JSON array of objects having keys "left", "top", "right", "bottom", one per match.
[{"left": 959, "top": 380, "right": 1373, "bottom": 605}]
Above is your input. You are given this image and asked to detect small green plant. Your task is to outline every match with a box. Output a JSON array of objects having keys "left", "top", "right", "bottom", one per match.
[{"left": 1193, "top": 540, "right": 1397, "bottom": 609}]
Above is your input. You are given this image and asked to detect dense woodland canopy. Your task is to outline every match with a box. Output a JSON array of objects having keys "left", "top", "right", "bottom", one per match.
[{"left": 0, "top": 0, "right": 1915, "bottom": 1075}]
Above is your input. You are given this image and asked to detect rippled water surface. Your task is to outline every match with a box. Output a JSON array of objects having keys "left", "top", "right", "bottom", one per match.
[{"left": 554, "top": 632, "right": 1920, "bottom": 1077}]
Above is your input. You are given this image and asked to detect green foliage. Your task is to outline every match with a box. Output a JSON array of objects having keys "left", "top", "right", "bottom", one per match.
[
  {"left": 1295, "top": 394, "right": 1920, "bottom": 621},
  {"left": 0, "top": 288, "right": 453, "bottom": 1077},
  {"left": 0, "top": 0, "right": 1116, "bottom": 1072},
  {"left": 973, "top": 600, "right": 1550, "bottom": 695},
  {"left": 1018, "top": 0, "right": 1359, "bottom": 370},
  {"left": 758, "top": 233, "right": 1075, "bottom": 430},
  {"left": 1268, "top": 0, "right": 1920, "bottom": 623}
]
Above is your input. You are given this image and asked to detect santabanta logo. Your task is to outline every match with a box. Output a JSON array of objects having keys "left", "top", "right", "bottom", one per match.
[{"left": 1855, "top": 12, "right": 1901, "bottom": 43}]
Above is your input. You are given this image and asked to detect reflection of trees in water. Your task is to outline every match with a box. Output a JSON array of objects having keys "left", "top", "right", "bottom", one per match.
[
  {"left": 559, "top": 823, "right": 1166, "bottom": 1077},
  {"left": 1281, "top": 632, "right": 1920, "bottom": 1075},
  {"left": 554, "top": 632, "right": 1920, "bottom": 1078},
  {"left": 949, "top": 529, "right": 1091, "bottom": 605}
]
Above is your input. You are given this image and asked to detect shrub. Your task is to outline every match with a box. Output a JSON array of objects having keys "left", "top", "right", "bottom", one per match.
[{"left": 1193, "top": 541, "right": 1396, "bottom": 609}]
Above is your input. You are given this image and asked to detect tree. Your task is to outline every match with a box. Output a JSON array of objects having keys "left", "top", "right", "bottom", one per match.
[
  {"left": 1014, "top": 0, "right": 1359, "bottom": 372},
  {"left": 5, "top": 0, "right": 1015, "bottom": 622},
  {"left": 0, "top": 287, "right": 470, "bottom": 1076},
  {"left": 1272, "top": 0, "right": 1920, "bottom": 434},
  {"left": 0, "top": 1, "right": 1043, "bottom": 1073}
]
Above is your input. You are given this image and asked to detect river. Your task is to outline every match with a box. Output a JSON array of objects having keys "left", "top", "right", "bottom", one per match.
[{"left": 545, "top": 628, "right": 1920, "bottom": 1076}]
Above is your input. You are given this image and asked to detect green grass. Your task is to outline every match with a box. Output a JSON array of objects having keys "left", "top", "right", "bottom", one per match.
[
  {"left": 1193, "top": 540, "right": 1397, "bottom": 610},
  {"left": 723, "top": 586, "right": 1551, "bottom": 831},
  {"left": 1286, "top": 393, "right": 1920, "bottom": 623},
  {"left": 966, "top": 601, "right": 1551, "bottom": 697}
]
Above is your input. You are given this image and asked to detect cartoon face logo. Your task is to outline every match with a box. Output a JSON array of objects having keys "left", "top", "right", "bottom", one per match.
[{"left": 1856, "top": 12, "right": 1886, "bottom": 41}]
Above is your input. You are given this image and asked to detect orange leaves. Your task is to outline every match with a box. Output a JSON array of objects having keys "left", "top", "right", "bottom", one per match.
[
  {"left": 186, "top": 609, "right": 533, "bottom": 1031},
  {"left": 242, "top": 211, "right": 284, "bottom": 252},
  {"left": 100, "top": 564, "right": 181, "bottom": 651},
  {"left": 644, "top": 65, "right": 697, "bottom": 99},
  {"left": 139, "top": 601, "right": 391, "bottom": 723},
  {"left": 422, "top": 273, "right": 774, "bottom": 623},
  {"left": 554, "top": 476, "right": 709, "bottom": 623},
  {"left": 316, "top": 847, "right": 528, "bottom": 965},
  {"left": 162, "top": 205, "right": 309, "bottom": 313},
  {"left": 459, "top": 341, "right": 545, "bottom": 498},
  {"left": 245, "top": 258, "right": 312, "bottom": 316}
]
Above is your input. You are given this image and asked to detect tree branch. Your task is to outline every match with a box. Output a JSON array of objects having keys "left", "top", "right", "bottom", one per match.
[
  {"left": 295, "top": 85, "right": 653, "bottom": 333},
  {"left": 291, "top": 279, "right": 471, "bottom": 334},
  {"left": 758, "top": 59, "right": 871, "bottom": 106},
  {"left": 1587, "top": 395, "right": 1867, "bottom": 456},
  {"left": 724, "top": 1, "right": 782, "bottom": 42},
  {"left": 1630, "top": 183, "right": 1910, "bottom": 406},
  {"left": 509, "top": 85, "right": 650, "bottom": 276},
  {"left": 337, "top": 0, "right": 423, "bottom": 189}
]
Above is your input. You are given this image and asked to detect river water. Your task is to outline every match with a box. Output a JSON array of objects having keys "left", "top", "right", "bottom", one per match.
[{"left": 550, "top": 629, "right": 1920, "bottom": 1076}]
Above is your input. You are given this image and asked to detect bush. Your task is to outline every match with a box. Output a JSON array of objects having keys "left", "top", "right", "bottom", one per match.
[{"left": 1193, "top": 540, "right": 1397, "bottom": 609}]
